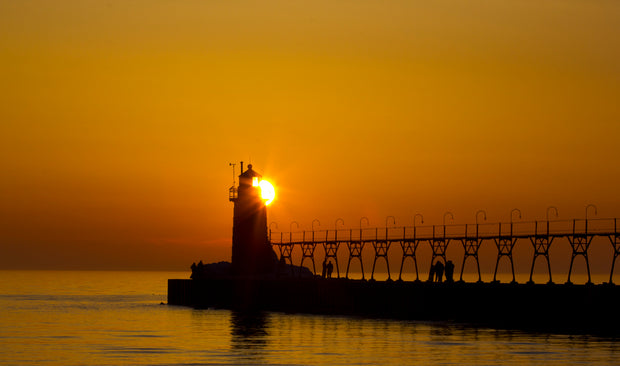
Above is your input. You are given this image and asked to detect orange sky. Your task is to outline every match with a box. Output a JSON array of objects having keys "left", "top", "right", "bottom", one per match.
[{"left": 1, "top": 0, "right": 619, "bottom": 273}]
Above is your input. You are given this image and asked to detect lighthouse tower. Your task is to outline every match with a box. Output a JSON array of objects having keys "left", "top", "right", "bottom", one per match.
[{"left": 229, "top": 163, "right": 278, "bottom": 276}]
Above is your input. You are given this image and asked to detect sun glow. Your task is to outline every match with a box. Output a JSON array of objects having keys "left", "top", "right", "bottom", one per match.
[{"left": 259, "top": 180, "right": 275, "bottom": 205}]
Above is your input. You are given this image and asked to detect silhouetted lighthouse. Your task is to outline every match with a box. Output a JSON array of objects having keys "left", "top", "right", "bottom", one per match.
[{"left": 229, "top": 163, "right": 277, "bottom": 276}]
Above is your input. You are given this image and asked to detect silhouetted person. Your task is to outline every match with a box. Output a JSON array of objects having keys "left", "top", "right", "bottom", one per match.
[
  {"left": 190, "top": 260, "right": 205, "bottom": 279},
  {"left": 326, "top": 261, "right": 334, "bottom": 278},
  {"left": 428, "top": 262, "right": 436, "bottom": 282},
  {"left": 322, "top": 259, "right": 327, "bottom": 278},
  {"left": 435, "top": 261, "right": 445, "bottom": 283},
  {"left": 445, "top": 260, "right": 455, "bottom": 283}
]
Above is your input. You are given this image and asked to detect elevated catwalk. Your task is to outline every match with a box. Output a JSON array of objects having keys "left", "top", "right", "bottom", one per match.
[{"left": 270, "top": 218, "right": 620, "bottom": 284}]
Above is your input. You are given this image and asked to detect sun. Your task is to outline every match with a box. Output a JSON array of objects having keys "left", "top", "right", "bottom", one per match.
[{"left": 259, "top": 180, "right": 275, "bottom": 205}]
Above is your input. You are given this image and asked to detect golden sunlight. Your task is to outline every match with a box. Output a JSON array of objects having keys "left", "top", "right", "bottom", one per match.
[{"left": 259, "top": 180, "right": 275, "bottom": 205}]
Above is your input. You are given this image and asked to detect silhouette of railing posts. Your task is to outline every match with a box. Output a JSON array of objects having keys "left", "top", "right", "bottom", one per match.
[
  {"left": 493, "top": 222, "right": 517, "bottom": 284},
  {"left": 528, "top": 220, "right": 554, "bottom": 285},
  {"left": 299, "top": 231, "right": 317, "bottom": 276},
  {"left": 608, "top": 218, "right": 620, "bottom": 284},
  {"left": 566, "top": 220, "right": 594, "bottom": 285}
]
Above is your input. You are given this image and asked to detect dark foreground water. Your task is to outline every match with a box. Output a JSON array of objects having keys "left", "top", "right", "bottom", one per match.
[{"left": 1, "top": 271, "right": 619, "bottom": 365}]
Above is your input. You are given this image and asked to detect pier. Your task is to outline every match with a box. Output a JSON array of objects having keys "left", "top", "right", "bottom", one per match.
[
  {"left": 168, "top": 277, "right": 620, "bottom": 335},
  {"left": 169, "top": 216, "right": 620, "bottom": 335},
  {"left": 168, "top": 164, "right": 620, "bottom": 335}
]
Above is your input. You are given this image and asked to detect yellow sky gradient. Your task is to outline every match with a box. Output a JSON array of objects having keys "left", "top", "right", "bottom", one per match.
[{"left": 1, "top": 0, "right": 619, "bottom": 272}]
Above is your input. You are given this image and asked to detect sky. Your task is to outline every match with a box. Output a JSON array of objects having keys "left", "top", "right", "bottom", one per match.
[{"left": 1, "top": 0, "right": 619, "bottom": 274}]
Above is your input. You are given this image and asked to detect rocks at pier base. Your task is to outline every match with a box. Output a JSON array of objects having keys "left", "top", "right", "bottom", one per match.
[
  {"left": 168, "top": 278, "right": 620, "bottom": 336},
  {"left": 190, "top": 261, "right": 314, "bottom": 280}
]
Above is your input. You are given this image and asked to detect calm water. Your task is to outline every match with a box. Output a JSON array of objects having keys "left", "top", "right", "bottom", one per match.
[{"left": 1, "top": 271, "right": 619, "bottom": 365}]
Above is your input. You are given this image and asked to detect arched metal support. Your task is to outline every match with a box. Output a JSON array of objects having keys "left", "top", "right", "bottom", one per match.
[
  {"left": 566, "top": 233, "right": 593, "bottom": 285},
  {"left": 323, "top": 241, "right": 340, "bottom": 279},
  {"left": 528, "top": 220, "right": 554, "bottom": 284},
  {"left": 460, "top": 213, "right": 486, "bottom": 283},
  {"left": 428, "top": 239, "right": 448, "bottom": 283},
  {"left": 346, "top": 241, "right": 365, "bottom": 279},
  {"left": 281, "top": 223, "right": 299, "bottom": 276},
  {"left": 299, "top": 243, "right": 317, "bottom": 275},
  {"left": 609, "top": 234, "right": 620, "bottom": 284},
  {"left": 528, "top": 236, "right": 553, "bottom": 284},
  {"left": 608, "top": 219, "right": 619, "bottom": 285},
  {"left": 565, "top": 208, "right": 596, "bottom": 285},
  {"left": 323, "top": 219, "right": 345, "bottom": 279},
  {"left": 430, "top": 222, "right": 451, "bottom": 263},
  {"left": 460, "top": 237, "right": 483, "bottom": 283},
  {"left": 299, "top": 231, "right": 317, "bottom": 276},
  {"left": 371, "top": 218, "right": 396, "bottom": 280},
  {"left": 429, "top": 216, "right": 454, "bottom": 280},
  {"left": 493, "top": 236, "right": 518, "bottom": 284},
  {"left": 401, "top": 217, "right": 424, "bottom": 282},
  {"left": 277, "top": 243, "right": 295, "bottom": 275},
  {"left": 371, "top": 240, "right": 392, "bottom": 280},
  {"left": 399, "top": 239, "right": 420, "bottom": 281},
  {"left": 348, "top": 218, "right": 369, "bottom": 279},
  {"left": 429, "top": 239, "right": 450, "bottom": 269}
]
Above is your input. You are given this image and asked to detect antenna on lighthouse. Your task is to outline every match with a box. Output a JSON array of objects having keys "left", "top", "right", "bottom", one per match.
[
  {"left": 229, "top": 162, "right": 236, "bottom": 186},
  {"left": 228, "top": 162, "right": 238, "bottom": 201}
]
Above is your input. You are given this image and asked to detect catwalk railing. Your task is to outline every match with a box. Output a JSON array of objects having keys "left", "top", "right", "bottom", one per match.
[{"left": 269, "top": 218, "right": 620, "bottom": 285}]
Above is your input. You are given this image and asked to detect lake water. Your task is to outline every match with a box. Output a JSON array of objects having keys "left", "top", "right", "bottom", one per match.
[{"left": 1, "top": 270, "right": 619, "bottom": 365}]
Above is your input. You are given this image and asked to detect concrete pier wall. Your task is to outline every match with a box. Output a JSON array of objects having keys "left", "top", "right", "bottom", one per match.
[{"left": 168, "top": 278, "right": 620, "bottom": 335}]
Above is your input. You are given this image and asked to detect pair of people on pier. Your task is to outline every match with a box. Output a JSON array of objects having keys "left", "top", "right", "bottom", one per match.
[
  {"left": 428, "top": 259, "right": 455, "bottom": 283},
  {"left": 190, "top": 260, "right": 205, "bottom": 279}
]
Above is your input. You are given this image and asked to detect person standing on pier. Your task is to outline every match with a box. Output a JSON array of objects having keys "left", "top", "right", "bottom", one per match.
[
  {"left": 435, "top": 261, "right": 445, "bottom": 283},
  {"left": 322, "top": 259, "right": 327, "bottom": 278},
  {"left": 445, "top": 260, "right": 455, "bottom": 283},
  {"left": 428, "top": 262, "right": 436, "bottom": 282}
]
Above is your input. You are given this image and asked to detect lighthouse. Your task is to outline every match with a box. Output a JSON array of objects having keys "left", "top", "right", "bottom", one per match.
[{"left": 229, "top": 163, "right": 278, "bottom": 276}]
